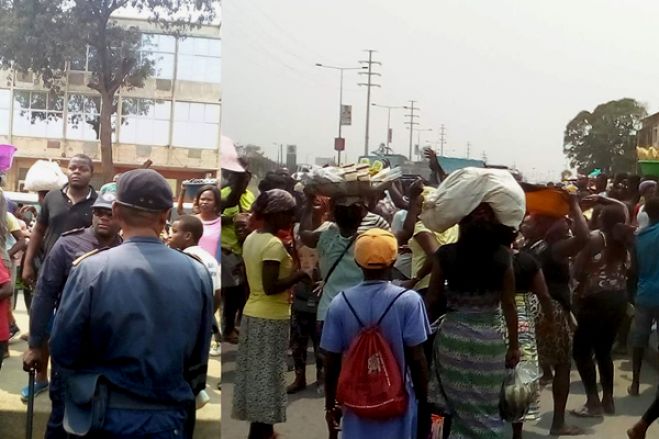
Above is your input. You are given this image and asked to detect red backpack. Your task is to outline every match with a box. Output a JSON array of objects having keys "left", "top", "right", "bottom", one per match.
[{"left": 336, "top": 289, "right": 409, "bottom": 419}]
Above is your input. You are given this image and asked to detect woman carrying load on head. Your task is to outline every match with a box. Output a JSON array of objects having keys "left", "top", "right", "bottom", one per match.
[{"left": 426, "top": 202, "right": 521, "bottom": 439}]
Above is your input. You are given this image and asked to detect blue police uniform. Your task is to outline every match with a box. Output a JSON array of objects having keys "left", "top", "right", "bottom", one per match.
[
  {"left": 50, "top": 238, "right": 213, "bottom": 438},
  {"left": 49, "top": 169, "right": 214, "bottom": 438},
  {"left": 28, "top": 226, "right": 121, "bottom": 439}
]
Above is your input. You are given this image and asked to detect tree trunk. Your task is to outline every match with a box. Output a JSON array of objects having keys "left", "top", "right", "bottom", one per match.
[{"left": 99, "top": 91, "right": 115, "bottom": 184}]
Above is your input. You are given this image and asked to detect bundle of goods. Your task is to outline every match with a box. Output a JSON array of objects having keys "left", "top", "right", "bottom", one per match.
[
  {"left": 637, "top": 147, "right": 659, "bottom": 176},
  {"left": 24, "top": 160, "right": 68, "bottom": 192},
  {"left": 521, "top": 182, "right": 570, "bottom": 218},
  {"left": 420, "top": 167, "right": 526, "bottom": 233},
  {"left": 305, "top": 161, "right": 402, "bottom": 198}
]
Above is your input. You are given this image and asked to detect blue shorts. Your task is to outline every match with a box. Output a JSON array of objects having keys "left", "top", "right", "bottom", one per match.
[{"left": 631, "top": 305, "right": 659, "bottom": 349}]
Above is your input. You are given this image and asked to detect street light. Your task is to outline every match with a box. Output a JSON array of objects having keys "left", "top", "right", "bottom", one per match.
[
  {"left": 315, "top": 63, "right": 367, "bottom": 165},
  {"left": 371, "top": 103, "right": 406, "bottom": 154},
  {"left": 406, "top": 127, "right": 433, "bottom": 161}
]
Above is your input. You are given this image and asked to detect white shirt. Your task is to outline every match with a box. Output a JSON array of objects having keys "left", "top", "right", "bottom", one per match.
[
  {"left": 185, "top": 245, "right": 221, "bottom": 292},
  {"left": 637, "top": 205, "right": 650, "bottom": 233}
]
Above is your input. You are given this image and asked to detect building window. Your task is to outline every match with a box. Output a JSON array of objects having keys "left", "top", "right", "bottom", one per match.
[
  {"left": 120, "top": 98, "right": 171, "bottom": 146},
  {"left": 141, "top": 34, "right": 176, "bottom": 80},
  {"left": 653, "top": 127, "right": 658, "bottom": 147},
  {"left": 173, "top": 102, "right": 220, "bottom": 149},
  {"left": 0, "top": 89, "right": 10, "bottom": 135},
  {"left": 12, "top": 91, "right": 64, "bottom": 138},
  {"left": 66, "top": 94, "right": 102, "bottom": 141},
  {"left": 177, "top": 37, "right": 221, "bottom": 83},
  {"left": 69, "top": 46, "right": 90, "bottom": 71}
]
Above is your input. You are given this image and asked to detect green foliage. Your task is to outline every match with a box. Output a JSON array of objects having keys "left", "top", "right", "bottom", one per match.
[
  {"left": 564, "top": 98, "right": 647, "bottom": 174},
  {"left": 0, "top": 1, "right": 216, "bottom": 93}
]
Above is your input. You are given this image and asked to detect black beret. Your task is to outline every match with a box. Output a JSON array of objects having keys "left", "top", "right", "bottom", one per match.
[{"left": 116, "top": 169, "right": 173, "bottom": 212}]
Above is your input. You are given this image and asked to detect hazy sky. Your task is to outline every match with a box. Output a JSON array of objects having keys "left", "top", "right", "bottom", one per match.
[{"left": 221, "top": 0, "right": 659, "bottom": 181}]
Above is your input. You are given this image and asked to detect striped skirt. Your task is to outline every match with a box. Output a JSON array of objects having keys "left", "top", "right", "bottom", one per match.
[{"left": 429, "top": 311, "right": 507, "bottom": 439}]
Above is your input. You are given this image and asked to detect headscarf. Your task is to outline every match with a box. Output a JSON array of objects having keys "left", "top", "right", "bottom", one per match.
[
  {"left": 639, "top": 180, "right": 656, "bottom": 197},
  {"left": 253, "top": 189, "right": 296, "bottom": 216}
]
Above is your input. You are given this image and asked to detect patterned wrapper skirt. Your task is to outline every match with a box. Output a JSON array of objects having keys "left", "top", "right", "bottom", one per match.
[
  {"left": 535, "top": 299, "right": 573, "bottom": 368},
  {"left": 232, "top": 316, "right": 290, "bottom": 424},
  {"left": 429, "top": 310, "right": 507, "bottom": 439},
  {"left": 515, "top": 294, "right": 541, "bottom": 421}
]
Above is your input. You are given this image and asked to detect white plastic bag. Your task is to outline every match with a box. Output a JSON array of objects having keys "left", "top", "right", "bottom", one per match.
[
  {"left": 24, "top": 160, "right": 68, "bottom": 192},
  {"left": 499, "top": 363, "right": 539, "bottom": 423},
  {"left": 419, "top": 167, "right": 526, "bottom": 233}
]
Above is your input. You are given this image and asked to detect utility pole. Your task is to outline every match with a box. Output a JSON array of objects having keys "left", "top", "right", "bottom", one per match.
[
  {"left": 439, "top": 124, "right": 447, "bottom": 157},
  {"left": 404, "top": 100, "right": 419, "bottom": 160},
  {"left": 466, "top": 142, "right": 471, "bottom": 159},
  {"left": 371, "top": 103, "right": 406, "bottom": 154},
  {"left": 316, "top": 63, "right": 365, "bottom": 165},
  {"left": 358, "top": 49, "right": 381, "bottom": 157},
  {"left": 415, "top": 128, "right": 433, "bottom": 160}
]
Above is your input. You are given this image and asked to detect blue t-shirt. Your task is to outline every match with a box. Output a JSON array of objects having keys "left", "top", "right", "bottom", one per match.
[
  {"left": 320, "top": 281, "right": 430, "bottom": 439},
  {"left": 636, "top": 222, "right": 659, "bottom": 307}
]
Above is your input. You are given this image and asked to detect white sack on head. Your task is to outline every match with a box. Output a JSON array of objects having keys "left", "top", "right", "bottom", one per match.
[
  {"left": 24, "top": 160, "right": 68, "bottom": 192},
  {"left": 419, "top": 167, "right": 526, "bottom": 233}
]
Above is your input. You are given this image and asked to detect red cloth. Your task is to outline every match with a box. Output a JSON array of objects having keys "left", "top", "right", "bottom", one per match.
[{"left": 0, "top": 262, "right": 12, "bottom": 342}]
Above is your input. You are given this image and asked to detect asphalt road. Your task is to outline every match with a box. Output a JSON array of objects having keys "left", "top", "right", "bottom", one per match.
[{"left": 221, "top": 340, "right": 659, "bottom": 439}]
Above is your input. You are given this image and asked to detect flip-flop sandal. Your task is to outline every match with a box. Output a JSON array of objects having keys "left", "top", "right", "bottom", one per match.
[{"left": 570, "top": 406, "right": 603, "bottom": 418}]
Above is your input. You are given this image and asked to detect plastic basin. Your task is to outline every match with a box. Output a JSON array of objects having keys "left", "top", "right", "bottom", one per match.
[{"left": 639, "top": 161, "right": 659, "bottom": 177}]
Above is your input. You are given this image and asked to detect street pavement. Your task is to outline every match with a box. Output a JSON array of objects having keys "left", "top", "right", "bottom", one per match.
[
  {"left": 222, "top": 340, "right": 659, "bottom": 439},
  {"left": 0, "top": 295, "right": 221, "bottom": 438}
]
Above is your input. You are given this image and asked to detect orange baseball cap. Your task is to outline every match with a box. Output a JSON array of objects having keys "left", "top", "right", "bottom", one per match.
[{"left": 354, "top": 228, "right": 398, "bottom": 269}]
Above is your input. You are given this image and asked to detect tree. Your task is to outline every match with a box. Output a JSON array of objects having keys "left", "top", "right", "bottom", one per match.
[
  {"left": 0, "top": 0, "right": 217, "bottom": 183},
  {"left": 564, "top": 98, "right": 647, "bottom": 175}
]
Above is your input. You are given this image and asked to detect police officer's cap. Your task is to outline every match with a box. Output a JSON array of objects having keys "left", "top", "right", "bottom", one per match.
[
  {"left": 92, "top": 191, "right": 116, "bottom": 210},
  {"left": 115, "top": 169, "right": 173, "bottom": 212}
]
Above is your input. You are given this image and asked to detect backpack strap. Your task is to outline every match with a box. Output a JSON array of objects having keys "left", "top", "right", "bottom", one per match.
[
  {"left": 341, "top": 291, "right": 365, "bottom": 328},
  {"left": 341, "top": 288, "right": 410, "bottom": 329},
  {"left": 377, "top": 289, "right": 409, "bottom": 326}
]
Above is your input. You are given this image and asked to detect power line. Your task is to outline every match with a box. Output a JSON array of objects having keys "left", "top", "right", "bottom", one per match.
[
  {"left": 238, "top": 0, "right": 337, "bottom": 65},
  {"left": 358, "top": 49, "right": 381, "bottom": 156},
  {"left": 404, "top": 100, "right": 419, "bottom": 160}
]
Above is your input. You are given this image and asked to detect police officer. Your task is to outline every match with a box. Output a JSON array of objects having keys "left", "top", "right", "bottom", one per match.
[
  {"left": 23, "top": 191, "right": 122, "bottom": 439},
  {"left": 49, "top": 169, "right": 213, "bottom": 438}
]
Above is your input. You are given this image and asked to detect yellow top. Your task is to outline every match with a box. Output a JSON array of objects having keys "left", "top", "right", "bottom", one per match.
[
  {"left": 242, "top": 231, "right": 295, "bottom": 320},
  {"left": 409, "top": 222, "right": 458, "bottom": 290},
  {"left": 6, "top": 213, "right": 20, "bottom": 233},
  {"left": 220, "top": 187, "right": 255, "bottom": 255}
]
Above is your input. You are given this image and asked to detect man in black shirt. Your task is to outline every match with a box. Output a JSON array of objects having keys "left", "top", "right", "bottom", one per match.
[
  {"left": 22, "top": 154, "right": 97, "bottom": 285},
  {"left": 19, "top": 154, "right": 97, "bottom": 401}
]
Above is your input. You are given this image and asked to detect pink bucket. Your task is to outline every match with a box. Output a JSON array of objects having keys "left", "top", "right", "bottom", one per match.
[{"left": 0, "top": 144, "right": 17, "bottom": 172}]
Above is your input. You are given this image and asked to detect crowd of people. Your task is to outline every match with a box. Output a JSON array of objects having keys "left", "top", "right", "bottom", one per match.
[
  {"left": 0, "top": 148, "right": 659, "bottom": 439},
  {"left": 222, "top": 149, "right": 659, "bottom": 439}
]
